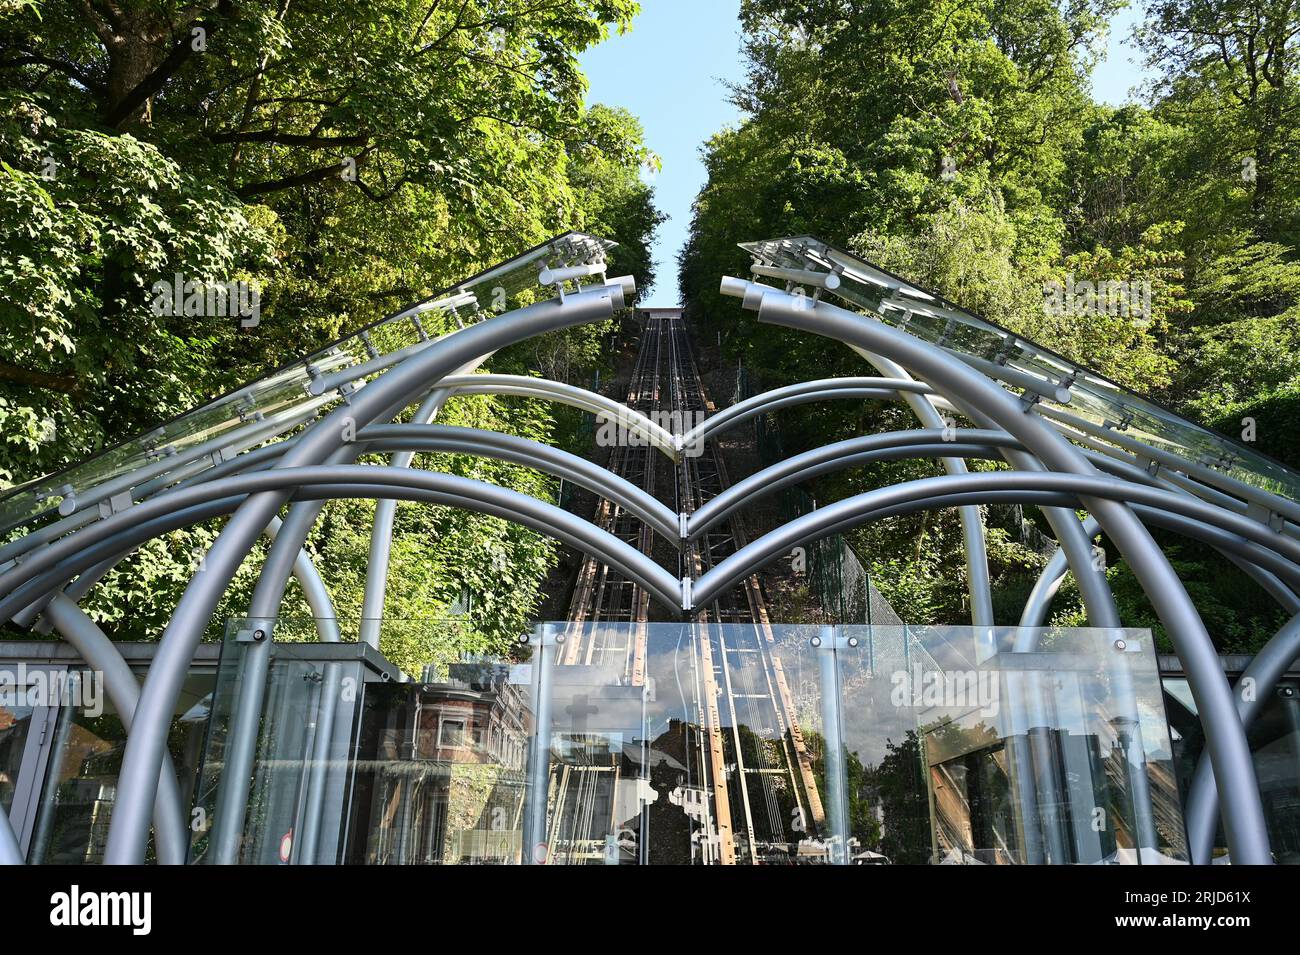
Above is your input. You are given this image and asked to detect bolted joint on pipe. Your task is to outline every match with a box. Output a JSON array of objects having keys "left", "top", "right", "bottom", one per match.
[
  {"left": 680, "top": 575, "right": 694, "bottom": 612},
  {"left": 605, "top": 274, "right": 636, "bottom": 306},
  {"left": 235, "top": 618, "right": 275, "bottom": 643}
]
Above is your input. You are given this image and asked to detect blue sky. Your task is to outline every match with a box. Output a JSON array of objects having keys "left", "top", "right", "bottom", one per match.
[{"left": 580, "top": 3, "right": 1153, "bottom": 306}]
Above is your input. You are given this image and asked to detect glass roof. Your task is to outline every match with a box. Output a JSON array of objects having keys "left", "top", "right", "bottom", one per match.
[
  {"left": 741, "top": 235, "right": 1300, "bottom": 506},
  {"left": 0, "top": 231, "right": 617, "bottom": 538}
]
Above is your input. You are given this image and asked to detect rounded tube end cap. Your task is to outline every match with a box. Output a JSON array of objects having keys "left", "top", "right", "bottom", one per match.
[{"left": 719, "top": 275, "right": 749, "bottom": 299}]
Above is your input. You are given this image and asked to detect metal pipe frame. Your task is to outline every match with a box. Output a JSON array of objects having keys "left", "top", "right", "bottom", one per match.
[
  {"left": 2, "top": 251, "right": 1297, "bottom": 866},
  {"left": 675, "top": 376, "right": 933, "bottom": 447},
  {"left": 731, "top": 280, "right": 1273, "bottom": 863},
  {"left": 99, "top": 282, "right": 626, "bottom": 862},
  {"left": 435, "top": 374, "right": 679, "bottom": 458}
]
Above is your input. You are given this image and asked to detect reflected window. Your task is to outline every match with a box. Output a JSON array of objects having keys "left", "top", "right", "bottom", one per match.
[{"left": 438, "top": 718, "right": 468, "bottom": 748}]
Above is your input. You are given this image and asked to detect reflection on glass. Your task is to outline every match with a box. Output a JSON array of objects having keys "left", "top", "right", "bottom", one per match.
[
  {"left": 202, "top": 620, "right": 1183, "bottom": 864},
  {"left": 0, "top": 702, "right": 36, "bottom": 814},
  {"left": 24, "top": 671, "right": 212, "bottom": 864},
  {"left": 1164, "top": 676, "right": 1300, "bottom": 864}
]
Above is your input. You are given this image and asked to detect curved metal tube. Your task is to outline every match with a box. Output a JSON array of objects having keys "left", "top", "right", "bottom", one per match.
[
  {"left": 438, "top": 374, "right": 679, "bottom": 459},
  {"left": 362, "top": 424, "right": 680, "bottom": 542},
  {"left": 677, "top": 377, "right": 934, "bottom": 447},
  {"left": 731, "top": 280, "right": 1274, "bottom": 863},
  {"left": 102, "top": 284, "right": 624, "bottom": 863},
  {"left": 1021, "top": 515, "right": 1300, "bottom": 628},
  {"left": 693, "top": 470, "right": 1300, "bottom": 618},
  {"left": 41, "top": 595, "right": 189, "bottom": 865},
  {"left": 1185, "top": 613, "right": 1300, "bottom": 863},
  {"left": 689, "top": 428, "right": 1009, "bottom": 538}
]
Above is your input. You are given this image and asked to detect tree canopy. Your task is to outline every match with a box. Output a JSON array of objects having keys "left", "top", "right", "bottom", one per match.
[
  {"left": 679, "top": 0, "right": 1300, "bottom": 650},
  {"left": 0, "top": 0, "right": 663, "bottom": 663}
]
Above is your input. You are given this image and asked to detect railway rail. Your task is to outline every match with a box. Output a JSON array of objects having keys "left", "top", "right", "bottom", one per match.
[{"left": 554, "top": 311, "right": 827, "bottom": 864}]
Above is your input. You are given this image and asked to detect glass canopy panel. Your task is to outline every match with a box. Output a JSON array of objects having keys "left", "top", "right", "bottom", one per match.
[
  {"left": 740, "top": 235, "right": 1300, "bottom": 504},
  {"left": 201, "top": 620, "right": 1181, "bottom": 865},
  {"left": 0, "top": 231, "right": 617, "bottom": 537}
]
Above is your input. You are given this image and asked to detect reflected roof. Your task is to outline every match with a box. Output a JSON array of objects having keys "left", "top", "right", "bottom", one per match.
[
  {"left": 742, "top": 235, "right": 1300, "bottom": 506},
  {"left": 0, "top": 232, "right": 616, "bottom": 536}
]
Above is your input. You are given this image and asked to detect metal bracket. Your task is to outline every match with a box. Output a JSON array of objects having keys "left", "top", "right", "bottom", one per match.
[
  {"left": 810, "top": 628, "right": 860, "bottom": 651},
  {"left": 97, "top": 491, "right": 133, "bottom": 519},
  {"left": 1104, "top": 408, "right": 1134, "bottom": 432},
  {"left": 681, "top": 576, "right": 694, "bottom": 612},
  {"left": 359, "top": 331, "right": 380, "bottom": 360},
  {"left": 1246, "top": 500, "right": 1287, "bottom": 533},
  {"left": 518, "top": 625, "right": 565, "bottom": 648},
  {"left": 235, "top": 623, "right": 272, "bottom": 644},
  {"left": 678, "top": 511, "right": 689, "bottom": 541},
  {"left": 993, "top": 335, "right": 1017, "bottom": 366}
]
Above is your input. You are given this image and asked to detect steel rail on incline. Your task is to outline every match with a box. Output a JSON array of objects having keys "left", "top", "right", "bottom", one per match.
[
  {"left": 551, "top": 314, "right": 663, "bottom": 864},
  {"left": 664, "top": 314, "right": 826, "bottom": 866}
]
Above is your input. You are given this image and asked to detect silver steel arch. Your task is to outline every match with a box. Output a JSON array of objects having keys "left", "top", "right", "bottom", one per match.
[
  {"left": 3, "top": 242, "right": 1299, "bottom": 866},
  {"left": 100, "top": 283, "right": 627, "bottom": 862},
  {"left": 727, "top": 279, "right": 1274, "bottom": 863}
]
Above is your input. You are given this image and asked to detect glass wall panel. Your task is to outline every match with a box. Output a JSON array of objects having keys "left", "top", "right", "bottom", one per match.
[
  {"left": 21, "top": 668, "right": 212, "bottom": 864},
  {"left": 1164, "top": 675, "right": 1300, "bottom": 864},
  {"left": 198, "top": 620, "right": 1181, "bottom": 865}
]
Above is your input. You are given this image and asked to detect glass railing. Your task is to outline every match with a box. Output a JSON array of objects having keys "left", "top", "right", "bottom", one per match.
[
  {"left": 194, "top": 620, "right": 1185, "bottom": 865},
  {"left": 0, "top": 231, "right": 617, "bottom": 536},
  {"left": 740, "top": 235, "right": 1300, "bottom": 504}
]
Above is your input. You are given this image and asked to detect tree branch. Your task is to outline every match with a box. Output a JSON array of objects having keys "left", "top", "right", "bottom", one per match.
[
  {"left": 236, "top": 148, "right": 374, "bottom": 197},
  {"left": 103, "top": 0, "right": 229, "bottom": 128},
  {"left": 210, "top": 129, "right": 369, "bottom": 148},
  {"left": 0, "top": 362, "right": 82, "bottom": 396}
]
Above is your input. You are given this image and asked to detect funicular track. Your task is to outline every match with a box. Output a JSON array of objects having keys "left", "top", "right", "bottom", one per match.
[{"left": 556, "top": 312, "right": 826, "bottom": 864}]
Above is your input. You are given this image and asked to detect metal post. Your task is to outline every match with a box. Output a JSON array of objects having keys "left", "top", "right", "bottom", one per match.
[
  {"left": 524, "top": 623, "right": 558, "bottom": 865},
  {"left": 295, "top": 661, "right": 343, "bottom": 865},
  {"left": 360, "top": 387, "right": 452, "bottom": 649},
  {"left": 813, "top": 626, "right": 850, "bottom": 864}
]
